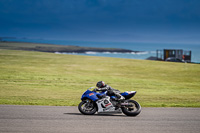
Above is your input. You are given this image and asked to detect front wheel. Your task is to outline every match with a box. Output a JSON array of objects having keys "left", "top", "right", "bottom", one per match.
[
  {"left": 78, "top": 100, "right": 97, "bottom": 115},
  {"left": 121, "top": 100, "right": 141, "bottom": 116}
]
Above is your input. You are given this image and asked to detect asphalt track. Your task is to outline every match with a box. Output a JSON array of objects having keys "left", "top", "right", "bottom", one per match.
[{"left": 0, "top": 105, "right": 200, "bottom": 133}]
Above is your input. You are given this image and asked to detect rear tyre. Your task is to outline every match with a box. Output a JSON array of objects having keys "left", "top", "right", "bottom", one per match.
[
  {"left": 121, "top": 100, "right": 141, "bottom": 116},
  {"left": 78, "top": 100, "right": 97, "bottom": 115}
]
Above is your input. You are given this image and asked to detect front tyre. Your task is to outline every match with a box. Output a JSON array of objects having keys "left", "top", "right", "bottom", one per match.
[
  {"left": 78, "top": 100, "right": 97, "bottom": 115},
  {"left": 121, "top": 100, "right": 141, "bottom": 116}
]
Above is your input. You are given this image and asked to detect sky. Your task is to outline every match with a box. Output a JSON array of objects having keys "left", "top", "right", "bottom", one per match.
[{"left": 0, "top": 0, "right": 200, "bottom": 43}]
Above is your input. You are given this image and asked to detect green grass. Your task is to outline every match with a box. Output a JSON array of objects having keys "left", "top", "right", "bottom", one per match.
[{"left": 0, "top": 48, "right": 200, "bottom": 107}]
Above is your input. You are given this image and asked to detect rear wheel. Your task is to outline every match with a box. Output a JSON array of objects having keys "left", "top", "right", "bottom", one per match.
[
  {"left": 78, "top": 100, "right": 97, "bottom": 115},
  {"left": 121, "top": 100, "right": 141, "bottom": 116}
]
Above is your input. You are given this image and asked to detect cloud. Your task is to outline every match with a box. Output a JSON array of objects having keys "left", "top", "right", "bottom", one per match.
[{"left": 0, "top": 0, "right": 200, "bottom": 43}]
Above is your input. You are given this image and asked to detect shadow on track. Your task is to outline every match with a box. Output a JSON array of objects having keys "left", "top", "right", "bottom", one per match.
[
  {"left": 64, "top": 113, "right": 82, "bottom": 116},
  {"left": 64, "top": 113, "right": 125, "bottom": 117}
]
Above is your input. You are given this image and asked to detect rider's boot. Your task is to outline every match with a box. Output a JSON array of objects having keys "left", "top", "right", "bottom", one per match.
[
  {"left": 114, "top": 94, "right": 125, "bottom": 110},
  {"left": 115, "top": 93, "right": 125, "bottom": 101}
]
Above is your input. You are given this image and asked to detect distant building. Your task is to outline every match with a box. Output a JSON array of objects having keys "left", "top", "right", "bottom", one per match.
[{"left": 156, "top": 49, "right": 191, "bottom": 63}]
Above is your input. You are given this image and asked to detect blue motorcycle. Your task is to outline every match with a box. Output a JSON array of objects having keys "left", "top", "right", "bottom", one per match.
[{"left": 78, "top": 87, "right": 141, "bottom": 116}]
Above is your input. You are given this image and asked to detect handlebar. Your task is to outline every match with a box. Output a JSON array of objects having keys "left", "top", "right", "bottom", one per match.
[{"left": 88, "top": 87, "right": 107, "bottom": 93}]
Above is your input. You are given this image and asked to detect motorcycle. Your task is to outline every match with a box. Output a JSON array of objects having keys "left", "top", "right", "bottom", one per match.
[{"left": 78, "top": 87, "right": 141, "bottom": 116}]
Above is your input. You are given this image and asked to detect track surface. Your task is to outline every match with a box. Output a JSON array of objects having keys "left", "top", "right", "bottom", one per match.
[{"left": 0, "top": 105, "right": 200, "bottom": 133}]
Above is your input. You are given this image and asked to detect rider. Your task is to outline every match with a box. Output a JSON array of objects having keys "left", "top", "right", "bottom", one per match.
[{"left": 95, "top": 81, "right": 125, "bottom": 101}]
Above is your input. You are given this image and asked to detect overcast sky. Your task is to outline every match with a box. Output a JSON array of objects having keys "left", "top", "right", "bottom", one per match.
[{"left": 0, "top": 0, "right": 200, "bottom": 43}]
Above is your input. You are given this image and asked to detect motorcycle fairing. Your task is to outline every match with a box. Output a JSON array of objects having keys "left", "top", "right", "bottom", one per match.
[
  {"left": 81, "top": 89, "right": 107, "bottom": 101},
  {"left": 96, "top": 96, "right": 121, "bottom": 113}
]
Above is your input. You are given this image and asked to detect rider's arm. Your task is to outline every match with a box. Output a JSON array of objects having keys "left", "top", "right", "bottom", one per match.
[{"left": 97, "top": 85, "right": 109, "bottom": 91}]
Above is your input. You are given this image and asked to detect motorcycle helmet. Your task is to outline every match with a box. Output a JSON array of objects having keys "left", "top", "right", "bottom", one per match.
[{"left": 96, "top": 81, "right": 106, "bottom": 88}]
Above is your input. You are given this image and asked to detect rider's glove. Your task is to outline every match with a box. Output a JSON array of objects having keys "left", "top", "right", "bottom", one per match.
[
  {"left": 95, "top": 88, "right": 101, "bottom": 91},
  {"left": 94, "top": 88, "right": 98, "bottom": 92}
]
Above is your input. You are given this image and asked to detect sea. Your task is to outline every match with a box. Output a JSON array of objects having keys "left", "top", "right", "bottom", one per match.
[{"left": 4, "top": 38, "right": 200, "bottom": 63}]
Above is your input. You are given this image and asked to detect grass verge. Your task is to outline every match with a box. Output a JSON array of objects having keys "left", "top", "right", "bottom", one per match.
[{"left": 0, "top": 48, "right": 200, "bottom": 107}]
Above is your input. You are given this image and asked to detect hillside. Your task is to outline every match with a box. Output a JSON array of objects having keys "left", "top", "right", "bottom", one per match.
[
  {"left": 0, "top": 48, "right": 200, "bottom": 107},
  {"left": 0, "top": 41, "right": 137, "bottom": 53}
]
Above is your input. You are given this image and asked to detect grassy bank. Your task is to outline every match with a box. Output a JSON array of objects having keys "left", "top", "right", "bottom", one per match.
[
  {"left": 0, "top": 41, "right": 134, "bottom": 53},
  {"left": 0, "top": 48, "right": 200, "bottom": 107}
]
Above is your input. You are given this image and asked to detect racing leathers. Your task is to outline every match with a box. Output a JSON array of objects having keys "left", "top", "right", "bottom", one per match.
[{"left": 96, "top": 85, "right": 125, "bottom": 101}]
